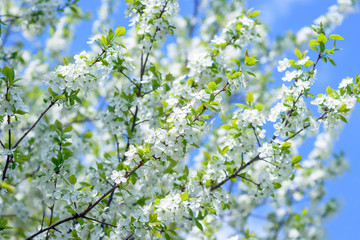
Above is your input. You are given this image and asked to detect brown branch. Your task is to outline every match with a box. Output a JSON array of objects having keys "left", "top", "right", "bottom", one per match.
[
  {"left": 83, "top": 216, "right": 117, "bottom": 228},
  {"left": 13, "top": 100, "right": 58, "bottom": 149}
]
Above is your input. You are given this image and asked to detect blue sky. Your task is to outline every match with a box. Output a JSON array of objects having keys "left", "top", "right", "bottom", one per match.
[{"left": 72, "top": 0, "right": 360, "bottom": 239}]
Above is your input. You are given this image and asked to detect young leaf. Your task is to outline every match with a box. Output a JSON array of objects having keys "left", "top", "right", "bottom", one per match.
[
  {"left": 292, "top": 155, "right": 302, "bottom": 164},
  {"left": 69, "top": 174, "right": 77, "bottom": 185},
  {"left": 208, "top": 82, "right": 217, "bottom": 91},
  {"left": 246, "top": 92, "right": 254, "bottom": 105}
]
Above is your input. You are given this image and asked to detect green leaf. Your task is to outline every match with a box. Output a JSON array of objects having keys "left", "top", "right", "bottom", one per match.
[
  {"left": 254, "top": 104, "right": 264, "bottom": 111},
  {"left": 84, "top": 131, "right": 93, "bottom": 138},
  {"left": 180, "top": 192, "right": 189, "bottom": 201},
  {"left": 15, "top": 109, "right": 27, "bottom": 115},
  {"left": 235, "top": 103, "right": 248, "bottom": 109},
  {"left": 339, "top": 114, "right": 348, "bottom": 123},
  {"left": 294, "top": 164, "right": 304, "bottom": 169},
  {"left": 17, "top": 154, "right": 29, "bottom": 160},
  {"left": 195, "top": 220, "right": 203, "bottom": 231},
  {"left": 328, "top": 57, "right": 336, "bottom": 66},
  {"left": 326, "top": 86, "right": 332, "bottom": 95},
  {"left": 221, "top": 124, "right": 232, "bottom": 129},
  {"left": 149, "top": 213, "right": 158, "bottom": 223},
  {"left": 243, "top": 70, "right": 256, "bottom": 77},
  {"left": 187, "top": 77, "right": 194, "bottom": 85},
  {"left": 1, "top": 66, "right": 14, "bottom": 83},
  {"left": 319, "top": 42, "right": 325, "bottom": 52},
  {"left": 63, "top": 57, "right": 69, "bottom": 65},
  {"left": 69, "top": 174, "right": 77, "bottom": 185},
  {"left": 309, "top": 40, "right": 319, "bottom": 46},
  {"left": 200, "top": 115, "right": 213, "bottom": 119},
  {"left": 55, "top": 120, "right": 62, "bottom": 130},
  {"left": 245, "top": 56, "right": 257, "bottom": 66},
  {"left": 294, "top": 48, "right": 302, "bottom": 59},
  {"left": 151, "top": 228, "right": 162, "bottom": 238},
  {"left": 208, "top": 82, "right": 217, "bottom": 91},
  {"left": 292, "top": 155, "right": 302, "bottom": 164},
  {"left": 183, "top": 165, "right": 189, "bottom": 177},
  {"left": 220, "top": 146, "right": 229, "bottom": 154},
  {"left": 310, "top": 46, "right": 319, "bottom": 52},
  {"left": 328, "top": 34, "right": 344, "bottom": 40},
  {"left": 272, "top": 182, "right": 281, "bottom": 189},
  {"left": 246, "top": 92, "right": 254, "bottom": 105},
  {"left": 54, "top": 94, "right": 65, "bottom": 100},
  {"left": 249, "top": 10, "right": 260, "bottom": 17},
  {"left": 115, "top": 26, "right": 126, "bottom": 37},
  {"left": 281, "top": 142, "right": 292, "bottom": 149},
  {"left": 338, "top": 104, "right": 347, "bottom": 113},
  {"left": 230, "top": 58, "right": 241, "bottom": 67},
  {"left": 0, "top": 182, "right": 15, "bottom": 193},
  {"left": 303, "top": 60, "right": 313, "bottom": 67},
  {"left": 64, "top": 125, "right": 73, "bottom": 132},
  {"left": 317, "top": 33, "right": 327, "bottom": 44}
]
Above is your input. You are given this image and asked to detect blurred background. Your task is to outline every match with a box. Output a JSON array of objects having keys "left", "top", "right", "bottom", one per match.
[{"left": 68, "top": 0, "right": 360, "bottom": 239}]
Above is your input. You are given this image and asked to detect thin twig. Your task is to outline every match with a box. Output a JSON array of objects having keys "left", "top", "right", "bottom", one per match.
[{"left": 83, "top": 216, "right": 117, "bottom": 228}]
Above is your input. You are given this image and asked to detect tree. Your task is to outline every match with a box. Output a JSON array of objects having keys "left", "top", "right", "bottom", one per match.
[{"left": 0, "top": 0, "right": 359, "bottom": 239}]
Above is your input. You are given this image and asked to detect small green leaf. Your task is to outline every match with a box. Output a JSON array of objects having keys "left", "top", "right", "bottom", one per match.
[
  {"left": 115, "top": 26, "right": 126, "bottom": 37},
  {"left": 64, "top": 126, "right": 73, "bottom": 132},
  {"left": 221, "top": 124, "right": 232, "bottom": 129},
  {"left": 0, "top": 181, "right": 15, "bottom": 193},
  {"left": 303, "top": 60, "right": 313, "bottom": 67},
  {"left": 339, "top": 114, "right": 348, "bottom": 123},
  {"left": 220, "top": 146, "right": 229, "bottom": 154},
  {"left": 326, "top": 86, "right": 332, "bottom": 95},
  {"left": 294, "top": 164, "right": 304, "bottom": 169},
  {"left": 281, "top": 142, "right": 292, "bottom": 149},
  {"left": 230, "top": 58, "right": 241, "bottom": 67},
  {"left": 187, "top": 77, "right": 194, "bottom": 85},
  {"left": 246, "top": 92, "right": 254, "bottom": 105},
  {"left": 84, "top": 131, "right": 93, "bottom": 139},
  {"left": 243, "top": 70, "right": 256, "bottom": 77},
  {"left": 328, "top": 57, "right": 336, "bottom": 66},
  {"left": 310, "top": 46, "right": 319, "bottom": 52},
  {"left": 48, "top": 88, "right": 56, "bottom": 97},
  {"left": 69, "top": 174, "right": 77, "bottom": 185},
  {"left": 317, "top": 33, "right": 327, "bottom": 44},
  {"left": 200, "top": 115, "right": 213, "bottom": 119},
  {"left": 294, "top": 48, "right": 302, "bottom": 59},
  {"left": 180, "top": 192, "right": 189, "bottom": 201},
  {"left": 254, "top": 104, "right": 264, "bottom": 111},
  {"left": 328, "top": 34, "right": 344, "bottom": 40},
  {"left": 195, "top": 220, "right": 203, "bottom": 231},
  {"left": 151, "top": 228, "right": 162, "bottom": 238},
  {"left": 208, "top": 82, "right": 217, "bottom": 91},
  {"left": 272, "top": 182, "right": 281, "bottom": 189},
  {"left": 245, "top": 56, "right": 257, "bottom": 66},
  {"left": 309, "top": 40, "right": 319, "bottom": 46},
  {"left": 235, "top": 103, "right": 248, "bottom": 109},
  {"left": 292, "top": 155, "right": 302, "bottom": 164},
  {"left": 249, "top": 10, "right": 260, "bottom": 17},
  {"left": 63, "top": 57, "right": 69, "bottom": 65},
  {"left": 183, "top": 165, "right": 189, "bottom": 177},
  {"left": 54, "top": 94, "right": 65, "bottom": 100},
  {"left": 339, "top": 104, "right": 348, "bottom": 112},
  {"left": 149, "top": 213, "right": 158, "bottom": 223}
]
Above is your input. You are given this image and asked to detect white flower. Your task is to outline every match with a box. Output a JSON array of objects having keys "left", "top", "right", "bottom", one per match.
[
  {"left": 111, "top": 170, "right": 127, "bottom": 184},
  {"left": 277, "top": 58, "right": 290, "bottom": 72},
  {"left": 297, "top": 56, "right": 310, "bottom": 66},
  {"left": 338, "top": 77, "right": 353, "bottom": 88},
  {"left": 282, "top": 70, "right": 302, "bottom": 82}
]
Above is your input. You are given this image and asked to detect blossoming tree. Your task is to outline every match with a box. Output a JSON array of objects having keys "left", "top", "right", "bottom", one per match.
[{"left": 0, "top": 0, "right": 359, "bottom": 239}]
